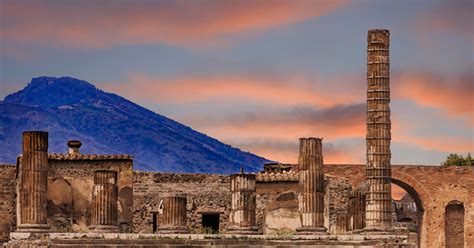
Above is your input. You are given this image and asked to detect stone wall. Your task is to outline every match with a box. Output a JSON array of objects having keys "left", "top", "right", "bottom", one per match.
[
  {"left": 45, "top": 159, "right": 133, "bottom": 232},
  {"left": 0, "top": 164, "right": 16, "bottom": 242},
  {"left": 326, "top": 176, "right": 352, "bottom": 234},
  {"left": 136, "top": 172, "right": 355, "bottom": 235},
  {"left": 256, "top": 181, "right": 299, "bottom": 234},
  {"left": 133, "top": 172, "right": 231, "bottom": 233}
]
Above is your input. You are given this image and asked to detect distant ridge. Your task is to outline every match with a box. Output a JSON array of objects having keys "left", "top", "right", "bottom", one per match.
[{"left": 0, "top": 76, "right": 268, "bottom": 173}]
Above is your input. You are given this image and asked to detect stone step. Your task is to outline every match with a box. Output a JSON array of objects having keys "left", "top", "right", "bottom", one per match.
[{"left": 47, "top": 239, "right": 382, "bottom": 248}]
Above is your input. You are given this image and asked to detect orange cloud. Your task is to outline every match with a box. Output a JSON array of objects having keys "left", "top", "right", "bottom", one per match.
[
  {"left": 105, "top": 74, "right": 363, "bottom": 108},
  {"left": 395, "top": 73, "right": 474, "bottom": 125},
  {"left": 2, "top": 0, "right": 349, "bottom": 49},
  {"left": 396, "top": 135, "right": 473, "bottom": 154},
  {"left": 229, "top": 138, "right": 364, "bottom": 164}
]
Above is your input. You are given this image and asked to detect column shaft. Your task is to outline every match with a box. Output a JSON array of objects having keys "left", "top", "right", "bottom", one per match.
[
  {"left": 297, "top": 138, "right": 326, "bottom": 234},
  {"left": 365, "top": 29, "right": 392, "bottom": 231},
  {"left": 90, "top": 170, "right": 118, "bottom": 232},
  {"left": 157, "top": 196, "right": 188, "bottom": 233},
  {"left": 228, "top": 174, "right": 258, "bottom": 234},
  {"left": 19, "top": 131, "right": 49, "bottom": 232}
]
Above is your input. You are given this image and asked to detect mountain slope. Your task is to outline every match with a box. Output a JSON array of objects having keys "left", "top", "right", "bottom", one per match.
[{"left": 0, "top": 76, "right": 268, "bottom": 173}]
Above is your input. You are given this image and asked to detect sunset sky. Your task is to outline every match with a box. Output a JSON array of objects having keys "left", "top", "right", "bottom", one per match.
[{"left": 1, "top": 0, "right": 473, "bottom": 166}]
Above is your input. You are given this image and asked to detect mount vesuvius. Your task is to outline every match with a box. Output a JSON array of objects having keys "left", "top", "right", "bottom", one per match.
[{"left": 0, "top": 76, "right": 268, "bottom": 173}]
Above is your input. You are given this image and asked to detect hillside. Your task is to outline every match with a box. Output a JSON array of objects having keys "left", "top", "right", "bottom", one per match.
[{"left": 0, "top": 76, "right": 268, "bottom": 173}]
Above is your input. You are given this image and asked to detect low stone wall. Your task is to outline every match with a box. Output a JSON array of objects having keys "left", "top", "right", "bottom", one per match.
[
  {"left": 0, "top": 164, "right": 16, "bottom": 242},
  {"left": 5, "top": 232, "right": 417, "bottom": 248}
]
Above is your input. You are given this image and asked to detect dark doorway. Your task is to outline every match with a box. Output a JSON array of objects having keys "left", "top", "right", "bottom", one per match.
[
  {"left": 202, "top": 214, "right": 220, "bottom": 233},
  {"left": 152, "top": 212, "right": 158, "bottom": 233}
]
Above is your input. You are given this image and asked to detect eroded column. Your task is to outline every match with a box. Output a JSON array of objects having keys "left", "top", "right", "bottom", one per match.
[
  {"left": 90, "top": 170, "right": 118, "bottom": 232},
  {"left": 227, "top": 173, "right": 259, "bottom": 234},
  {"left": 365, "top": 29, "right": 392, "bottom": 232},
  {"left": 18, "top": 131, "right": 49, "bottom": 232},
  {"left": 296, "top": 137, "right": 327, "bottom": 234},
  {"left": 350, "top": 189, "right": 366, "bottom": 231},
  {"left": 157, "top": 196, "right": 188, "bottom": 233}
]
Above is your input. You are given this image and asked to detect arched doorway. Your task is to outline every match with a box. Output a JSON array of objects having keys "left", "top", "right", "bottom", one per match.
[
  {"left": 391, "top": 179, "right": 424, "bottom": 245},
  {"left": 445, "top": 200, "right": 464, "bottom": 248}
]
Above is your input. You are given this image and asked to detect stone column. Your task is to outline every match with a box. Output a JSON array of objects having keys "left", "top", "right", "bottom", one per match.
[
  {"left": 296, "top": 137, "right": 327, "bottom": 234},
  {"left": 157, "top": 196, "right": 188, "bottom": 233},
  {"left": 365, "top": 29, "right": 392, "bottom": 232},
  {"left": 350, "top": 189, "right": 366, "bottom": 231},
  {"left": 90, "top": 170, "right": 118, "bottom": 232},
  {"left": 18, "top": 131, "right": 49, "bottom": 232},
  {"left": 227, "top": 173, "right": 259, "bottom": 234}
]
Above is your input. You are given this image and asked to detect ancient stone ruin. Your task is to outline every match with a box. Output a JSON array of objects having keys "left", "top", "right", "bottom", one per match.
[{"left": 0, "top": 29, "right": 472, "bottom": 247}]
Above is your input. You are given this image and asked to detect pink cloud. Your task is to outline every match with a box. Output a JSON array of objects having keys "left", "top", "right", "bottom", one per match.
[
  {"left": 105, "top": 73, "right": 363, "bottom": 108},
  {"left": 395, "top": 134, "right": 473, "bottom": 154},
  {"left": 2, "top": 0, "right": 349, "bottom": 49},
  {"left": 394, "top": 72, "right": 474, "bottom": 125}
]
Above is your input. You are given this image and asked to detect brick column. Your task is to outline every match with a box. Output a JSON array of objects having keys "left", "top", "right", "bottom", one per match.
[
  {"left": 18, "top": 131, "right": 49, "bottom": 232},
  {"left": 296, "top": 137, "right": 327, "bottom": 234},
  {"left": 365, "top": 29, "right": 392, "bottom": 232},
  {"left": 227, "top": 173, "right": 259, "bottom": 234},
  {"left": 157, "top": 196, "right": 188, "bottom": 233},
  {"left": 90, "top": 170, "right": 118, "bottom": 232}
]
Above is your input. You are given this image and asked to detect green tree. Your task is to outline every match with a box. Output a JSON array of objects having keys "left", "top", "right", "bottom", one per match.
[{"left": 442, "top": 153, "right": 473, "bottom": 166}]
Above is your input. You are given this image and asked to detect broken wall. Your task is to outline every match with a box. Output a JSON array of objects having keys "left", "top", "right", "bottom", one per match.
[
  {"left": 45, "top": 159, "right": 133, "bottom": 232},
  {"left": 0, "top": 164, "right": 16, "bottom": 241},
  {"left": 133, "top": 172, "right": 231, "bottom": 233}
]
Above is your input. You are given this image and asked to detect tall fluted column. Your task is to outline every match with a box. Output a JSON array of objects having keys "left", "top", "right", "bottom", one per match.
[
  {"left": 157, "top": 196, "right": 188, "bottom": 233},
  {"left": 296, "top": 137, "right": 327, "bottom": 234},
  {"left": 18, "top": 131, "right": 49, "bottom": 232},
  {"left": 365, "top": 29, "right": 392, "bottom": 232},
  {"left": 227, "top": 173, "right": 259, "bottom": 234},
  {"left": 90, "top": 170, "right": 118, "bottom": 233}
]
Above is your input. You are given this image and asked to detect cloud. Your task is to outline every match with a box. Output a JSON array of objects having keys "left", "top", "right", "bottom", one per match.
[
  {"left": 230, "top": 138, "right": 364, "bottom": 164},
  {"left": 394, "top": 72, "right": 474, "bottom": 125},
  {"left": 1, "top": 0, "right": 349, "bottom": 49},
  {"left": 183, "top": 104, "right": 367, "bottom": 163},
  {"left": 103, "top": 71, "right": 473, "bottom": 161},
  {"left": 415, "top": 1, "right": 474, "bottom": 44},
  {"left": 396, "top": 135, "right": 473, "bottom": 154},
  {"left": 186, "top": 103, "right": 366, "bottom": 142},
  {"left": 105, "top": 73, "right": 364, "bottom": 108}
]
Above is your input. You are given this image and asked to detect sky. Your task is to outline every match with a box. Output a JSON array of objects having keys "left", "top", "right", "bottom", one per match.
[{"left": 1, "top": 0, "right": 473, "bottom": 169}]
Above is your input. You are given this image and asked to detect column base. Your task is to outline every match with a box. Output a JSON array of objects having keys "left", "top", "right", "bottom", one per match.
[
  {"left": 351, "top": 228, "right": 364, "bottom": 234},
  {"left": 16, "top": 224, "right": 50, "bottom": 233},
  {"left": 89, "top": 225, "right": 119, "bottom": 233},
  {"left": 156, "top": 226, "right": 189, "bottom": 234},
  {"left": 296, "top": 226, "right": 328, "bottom": 235},
  {"left": 363, "top": 226, "right": 393, "bottom": 235},
  {"left": 226, "top": 226, "right": 261, "bottom": 235}
]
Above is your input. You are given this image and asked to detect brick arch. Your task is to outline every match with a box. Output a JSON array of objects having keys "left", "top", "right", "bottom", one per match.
[
  {"left": 351, "top": 168, "right": 431, "bottom": 247},
  {"left": 350, "top": 168, "right": 433, "bottom": 208},
  {"left": 391, "top": 169, "right": 433, "bottom": 210}
]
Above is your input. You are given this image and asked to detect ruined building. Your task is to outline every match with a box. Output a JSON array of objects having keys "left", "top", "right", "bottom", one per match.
[{"left": 1, "top": 29, "right": 473, "bottom": 247}]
